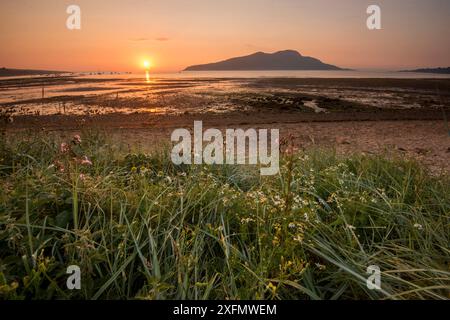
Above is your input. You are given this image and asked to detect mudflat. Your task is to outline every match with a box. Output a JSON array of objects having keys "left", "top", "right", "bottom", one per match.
[{"left": 1, "top": 76, "right": 449, "bottom": 172}]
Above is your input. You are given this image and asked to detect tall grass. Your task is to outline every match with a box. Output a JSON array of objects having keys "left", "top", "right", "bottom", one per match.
[{"left": 0, "top": 131, "right": 448, "bottom": 300}]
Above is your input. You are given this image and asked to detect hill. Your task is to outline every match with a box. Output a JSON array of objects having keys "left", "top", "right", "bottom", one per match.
[{"left": 184, "top": 50, "right": 342, "bottom": 71}]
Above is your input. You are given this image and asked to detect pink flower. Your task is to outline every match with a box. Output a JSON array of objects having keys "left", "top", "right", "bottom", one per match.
[
  {"left": 53, "top": 160, "right": 65, "bottom": 172},
  {"left": 79, "top": 173, "right": 86, "bottom": 181},
  {"left": 80, "top": 156, "right": 92, "bottom": 166},
  {"left": 72, "top": 134, "right": 82, "bottom": 145},
  {"left": 60, "top": 142, "right": 70, "bottom": 153}
]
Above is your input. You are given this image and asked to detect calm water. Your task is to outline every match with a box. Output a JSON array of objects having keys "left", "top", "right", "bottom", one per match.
[
  {"left": 153, "top": 70, "right": 450, "bottom": 79},
  {"left": 3, "top": 70, "right": 450, "bottom": 81}
]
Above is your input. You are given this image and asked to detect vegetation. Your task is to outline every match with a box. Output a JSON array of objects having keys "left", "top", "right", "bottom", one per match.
[{"left": 0, "top": 132, "right": 449, "bottom": 300}]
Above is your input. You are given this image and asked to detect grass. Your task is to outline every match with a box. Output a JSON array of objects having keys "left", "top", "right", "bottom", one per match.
[{"left": 0, "top": 131, "right": 449, "bottom": 300}]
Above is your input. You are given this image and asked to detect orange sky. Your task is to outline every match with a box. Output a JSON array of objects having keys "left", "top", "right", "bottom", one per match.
[{"left": 1, "top": 0, "right": 449, "bottom": 73}]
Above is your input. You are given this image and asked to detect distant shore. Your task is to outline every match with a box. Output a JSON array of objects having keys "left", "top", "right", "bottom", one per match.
[{"left": 0, "top": 68, "right": 68, "bottom": 77}]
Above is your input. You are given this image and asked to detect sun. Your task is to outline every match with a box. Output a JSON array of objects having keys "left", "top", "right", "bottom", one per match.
[{"left": 143, "top": 60, "right": 151, "bottom": 70}]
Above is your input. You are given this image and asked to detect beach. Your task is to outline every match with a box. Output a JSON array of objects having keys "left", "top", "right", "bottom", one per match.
[{"left": 2, "top": 75, "right": 450, "bottom": 173}]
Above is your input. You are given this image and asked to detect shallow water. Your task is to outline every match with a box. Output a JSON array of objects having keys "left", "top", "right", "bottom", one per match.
[{"left": 0, "top": 72, "right": 448, "bottom": 116}]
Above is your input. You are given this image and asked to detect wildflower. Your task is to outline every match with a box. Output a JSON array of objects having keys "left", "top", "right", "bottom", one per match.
[
  {"left": 240, "top": 217, "right": 255, "bottom": 224},
  {"left": 315, "top": 263, "right": 326, "bottom": 271},
  {"left": 272, "top": 195, "right": 282, "bottom": 206},
  {"left": 131, "top": 166, "right": 137, "bottom": 173},
  {"left": 80, "top": 156, "right": 92, "bottom": 166},
  {"left": 53, "top": 160, "right": 65, "bottom": 172},
  {"left": 79, "top": 173, "right": 86, "bottom": 181},
  {"left": 267, "top": 282, "right": 277, "bottom": 295},
  {"left": 60, "top": 142, "right": 70, "bottom": 153},
  {"left": 293, "top": 235, "right": 304, "bottom": 243},
  {"left": 139, "top": 166, "right": 149, "bottom": 175},
  {"left": 72, "top": 134, "right": 82, "bottom": 145},
  {"left": 272, "top": 236, "right": 280, "bottom": 246},
  {"left": 414, "top": 223, "right": 423, "bottom": 230}
]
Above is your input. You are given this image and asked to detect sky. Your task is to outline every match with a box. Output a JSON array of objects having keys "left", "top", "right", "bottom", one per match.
[{"left": 1, "top": 0, "right": 449, "bottom": 73}]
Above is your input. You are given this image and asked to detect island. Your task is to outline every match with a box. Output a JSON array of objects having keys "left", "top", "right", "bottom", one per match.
[
  {"left": 401, "top": 67, "right": 450, "bottom": 74},
  {"left": 183, "top": 50, "right": 343, "bottom": 71}
]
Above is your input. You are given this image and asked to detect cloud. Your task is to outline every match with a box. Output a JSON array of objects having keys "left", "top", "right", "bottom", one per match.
[
  {"left": 154, "top": 37, "right": 169, "bottom": 41},
  {"left": 129, "top": 37, "right": 149, "bottom": 42}
]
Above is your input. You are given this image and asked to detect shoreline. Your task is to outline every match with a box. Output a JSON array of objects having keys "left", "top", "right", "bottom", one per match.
[{"left": 2, "top": 76, "right": 449, "bottom": 173}]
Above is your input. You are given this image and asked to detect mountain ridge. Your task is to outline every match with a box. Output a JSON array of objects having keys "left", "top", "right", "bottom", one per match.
[{"left": 183, "top": 50, "right": 343, "bottom": 71}]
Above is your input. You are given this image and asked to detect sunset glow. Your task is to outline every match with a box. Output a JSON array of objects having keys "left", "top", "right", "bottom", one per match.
[{"left": 0, "top": 0, "right": 449, "bottom": 72}]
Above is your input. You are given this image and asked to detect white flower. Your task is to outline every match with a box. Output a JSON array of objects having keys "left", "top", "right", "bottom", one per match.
[{"left": 240, "top": 217, "right": 255, "bottom": 224}]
